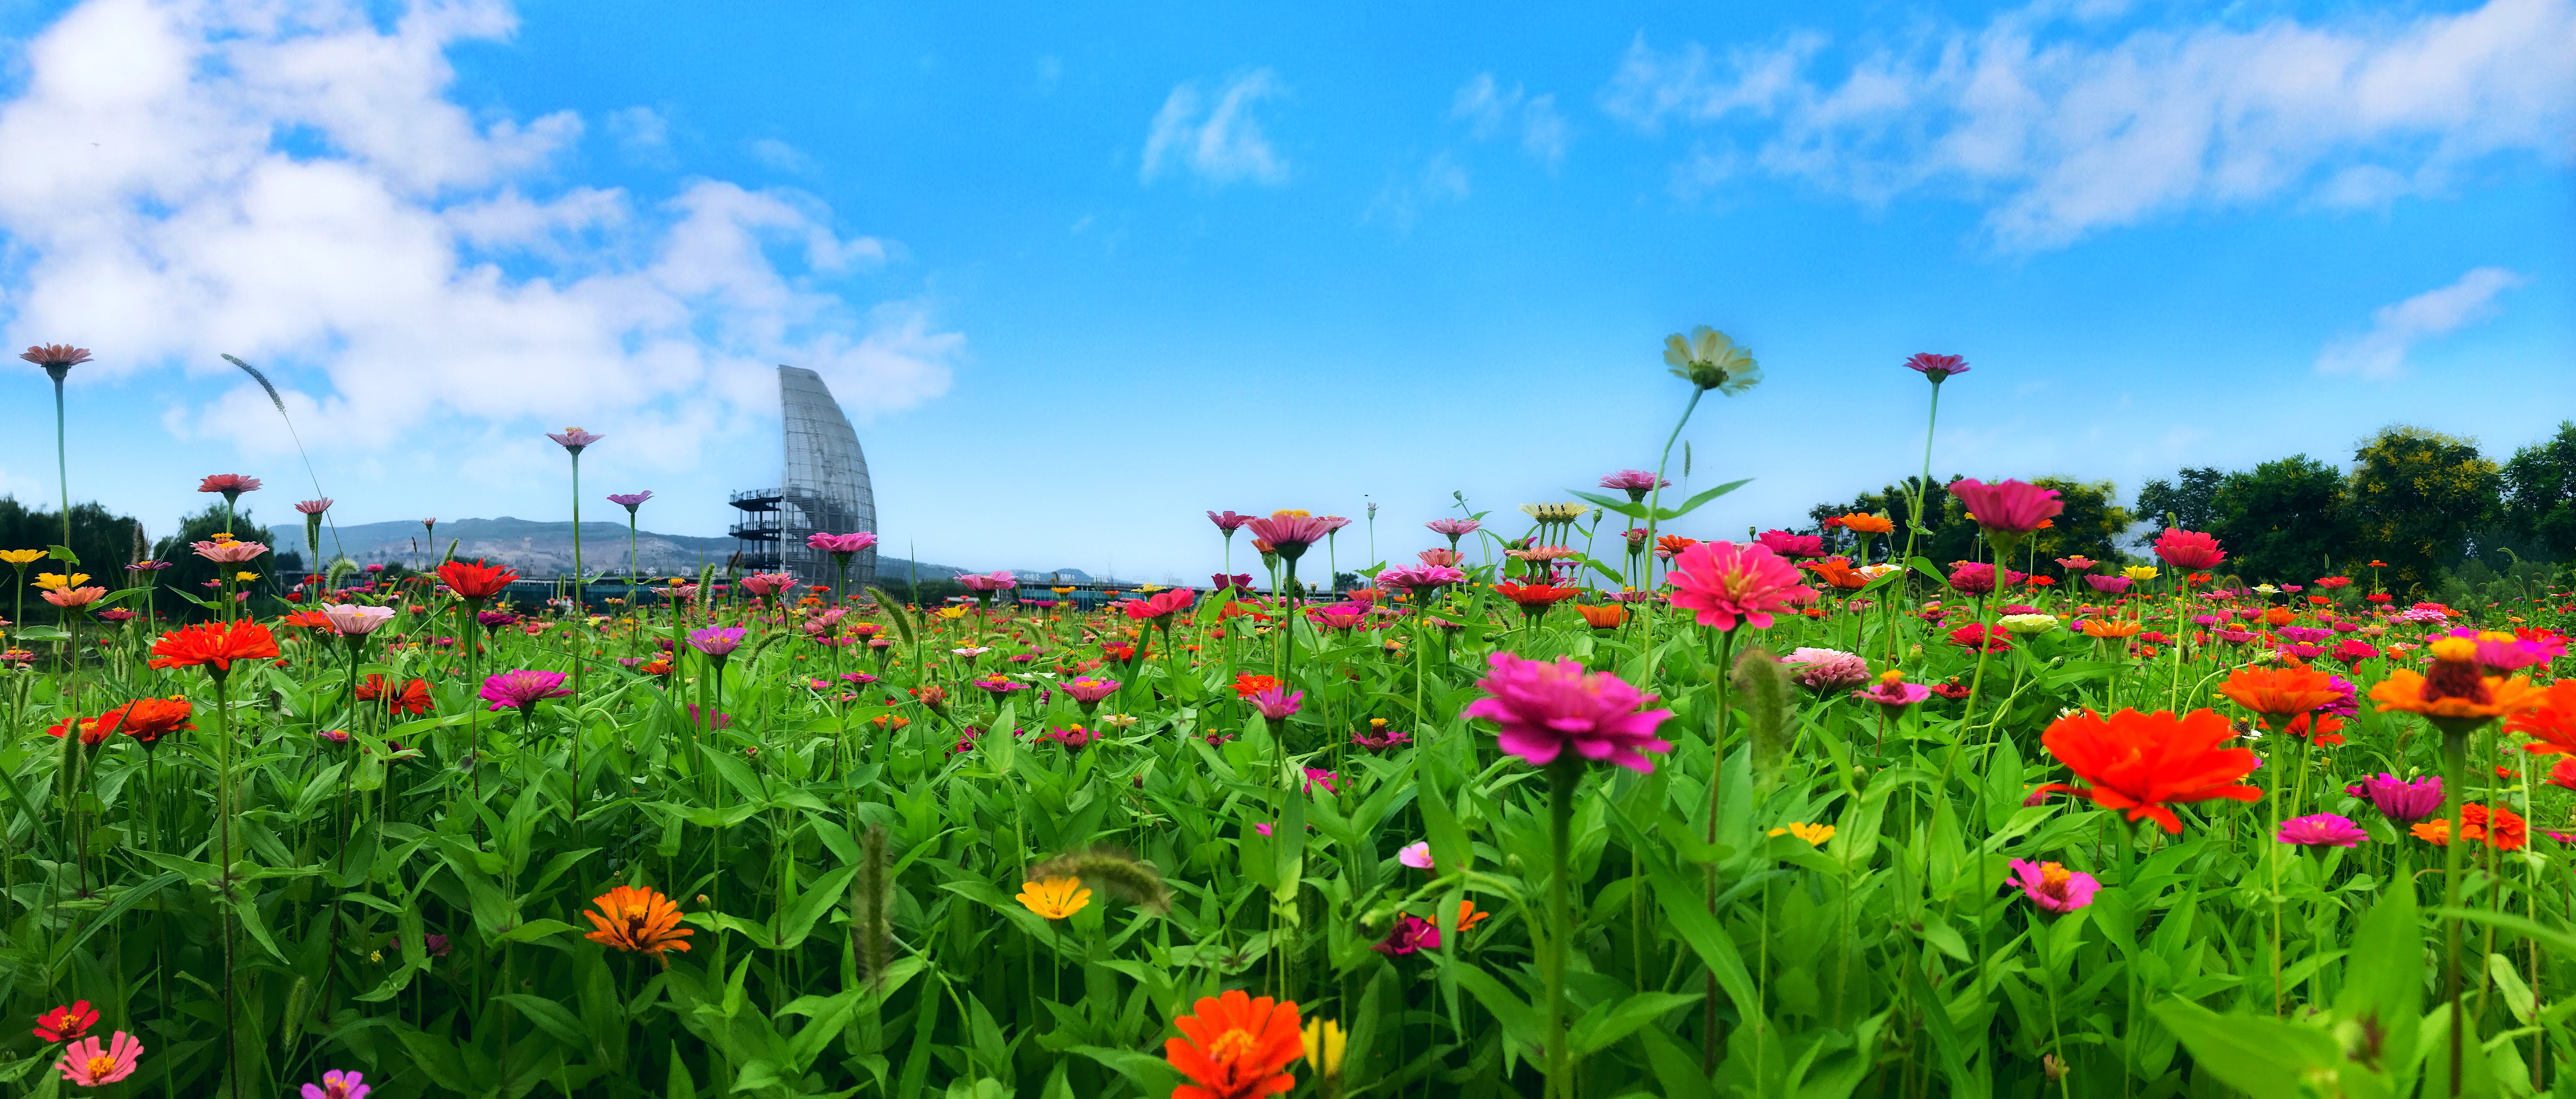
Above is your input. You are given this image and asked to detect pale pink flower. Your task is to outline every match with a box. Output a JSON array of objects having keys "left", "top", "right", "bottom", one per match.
[
  {"left": 192, "top": 539, "right": 270, "bottom": 564},
  {"left": 1782, "top": 647, "right": 1870, "bottom": 693},
  {"left": 1398, "top": 841, "right": 1434, "bottom": 870}
]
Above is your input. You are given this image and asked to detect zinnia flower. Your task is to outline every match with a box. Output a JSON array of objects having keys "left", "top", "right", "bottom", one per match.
[
  {"left": 807, "top": 531, "right": 878, "bottom": 555},
  {"left": 581, "top": 885, "right": 692, "bottom": 964},
  {"left": 1666, "top": 541, "right": 1814, "bottom": 631},
  {"left": 2218, "top": 664, "right": 2345, "bottom": 728},
  {"left": 1121, "top": 588, "right": 1196, "bottom": 621},
  {"left": 2506, "top": 680, "right": 2576, "bottom": 755},
  {"left": 1782, "top": 647, "right": 1869, "bottom": 692},
  {"left": 2027, "top": 708, "right": 2260, "bottom": 833},
  {"left": 546, "top": 427, "right": 603, "bottom": 453},
  {"left": 1852, "top": 674, "right": 1931, "bottom": 712},
  {"left": 1206, "top": 511, "right": 1256, "bottom": 533},
  {"left": 2277, "top": 813, "right": 2368, "bottom": 847},
  {"left": 1397, "top": 841, "right": 1434, "bottom": 870},
  {"left": 2007, "top": 860, "right": 2097, "bottom": 913},
  {"left": 54, "top": 1031, "right": 142, "bottom": 1086},
  {"left": 480, "top": 669, "right": 572, "bottom": 714},
  {"left": 1245, "top": 512, "right": 1331, "bottom": 559},
  {"left": 33, "top": 1000, "right": 97, "bottom": 1042},
  {"left": 20, "top": 343, "right": 92, "bottom": 376},
  {"left": 608, "top": 491, "right": 653, "bottom": 512},
  {"left": 1904, "top": 351, "right": 1968, "bottom": 382},
  {"left": 1597, "top": 470, "right": 1668, "bottom": 501},
  {"left": 435, "top": 559, "right": 519, "bottom": 603},
  {"left": 1164, "top": 990, "right": 1303, "bottom": 1099},
  {"left": 1373, "top": 915, "right": 1441, "bottom": 956},
  {"left": 687, "top": 625, "right": 748, "bottom": 659},
  {"left": 1946, "top": 479, "right": 2063, "bottom": 535},
  {"left": 2153, "top": 529, "right": 2226, "bottom": 571},
  {"left": 301, "top": 1069, "right": 371, "bottom": 1099},
  {"left": 1017, "top": 876, "right": 1091, "bottom": 919},
  {"left": 1664, "top": 325, "right": 1760, "bottom": 393},
  {"left": 1248, "top": 686, "right": 1305, "bottom": 720},
  {"left": 2411, "top": 803, "right": 2527, "bottom": 850},
  {"left": 322, "top": 604, "right": 396, "bottom": 637},
  {"left": 2370, "top": 637, "right": 2547, "bottom": 732},
  {"left": 102, "top": 697, "right": 193, "bottom": 747},
  {"left": 1754, "top": 529, "right": 1825, "bottom": 558},
  {"left": 195, "top": 474, "right": 262, "bottom": 499},
  {"left": 1463, "top": 652, "right": 1673, "bottom": 773},
  {"left": 148, "top": 620, "right": 280, "bottom": 679}
]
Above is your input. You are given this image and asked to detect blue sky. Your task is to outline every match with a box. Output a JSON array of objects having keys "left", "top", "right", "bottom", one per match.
[{"left": 0, "top": 0, "right": 2570, "bottom": 580}]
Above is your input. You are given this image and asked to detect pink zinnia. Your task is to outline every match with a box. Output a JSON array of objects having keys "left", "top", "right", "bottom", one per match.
[
  {"left": 55, "top": 1031, "right": 143, "bottom": 1085},
  {"left": 1597, "top": 470, "right": 1667, "bottom": 501},
  {"left": 1946, "top": 479, "right": 2064, "bottom": 535},
  {"left": 807, "top": 531, "right": 878, "bottom": 555},
  {"left": 956, "top": 571, "right": 1016, "bottom": 592},
  {"left": 1397, "top": 841, "right": 1434, "bottom": 870},
  {"left": 1064, "top": 677, "right": 1120, "bottom": 704},
  {"left": 480, "top": 669, "right": 572, "bottom": 713},
  {"left": 2153, "top": 529, "right": 2226, "bottom": 570},
  {"left": 2006, "top": 860, "right": 2097, "bottom": 913},
  {"left": 1416, "top": 548, "right": 1465, "bottom": 568},
  {"left": 1782, "top": 647, "right": 1870, "bottom": 693},
  {"left": 193, "top": 538, "right": 270, "bottom": 564},
  {"left": 1248, "top": 686, "right": 1305, "bottom": 719},
  {"left": 1463, "top": 652, "right": 1673, "bottom": 773},
  {"left": 1665, "top": 541, "right": 1814, "bottom": 631},
  {"left": 2083, "top": 574, "right": 2132, "bottom": 595},
  {"left": 196, "top": 474, "right": 262, "bottom": 498},
  {"left": 1246, "top": 512, "right": 1331, "bottom": 556},
  {"left": 1424, "top": 518, "right": 1480, "bottom": 539},
  {"left": 1948, "top": 562, "right": 1997, "bottom": 596},
  {"left": 1904, "top": 352, "right": 1969, "bottom": 382},
  {"left": 1377, "top": 563, "right": 1466, "bottom": 592},
  {"left": 1206, "top": 510, "right": 1255, "bottom": 533},
  {"left": 545, "top": 427, "right": 604, "bottom": 453},
  {"left": 1754, "top": 530, "right": 1824, "bottom": 559},
  {"left": 294, "top": 498, "right": 332, "bottom": 515},
  {"left": 1373, "top": 914, "right": 1441, "bottom": 955},
  {"left": 740, "top": 572, "right": 796, "bottom": 598},
  {"left": 1852, "top": 679, "right": 1932, "bottom": 711},
  {"left": 2276, "top": 813, "right": 2368, "bottom": 848}
]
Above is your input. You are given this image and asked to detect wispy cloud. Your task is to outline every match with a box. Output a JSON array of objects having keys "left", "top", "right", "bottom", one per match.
[
  {"left": 1140, "top": 69, "right": 1291, "bottom": 187},
  {"left": 0, "top": 0, "right": 958, "bottom": 465},
  {"left": 1362, "top": 151, "right": 1471, "bottom": 233},
  {"left": 2315, "top": 267, "right": 2525, "bottom": 378},
  {"left": 1451, "top": 73, "right": 1569, "bottom": 166},
  {"left": 1600, "top": 0, "right": 2576, "bottom": 249}
]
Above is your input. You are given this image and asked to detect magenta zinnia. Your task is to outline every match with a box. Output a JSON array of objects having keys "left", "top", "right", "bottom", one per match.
[
  {"left": 1664, "top": 541, "right": 1814, "bottom": 631},
  {"left": 479, "top": 670, "right": 572, "bottom": 713},
  {"left": 1463, "top": 651, "right": 1674, "bottom": 773}
]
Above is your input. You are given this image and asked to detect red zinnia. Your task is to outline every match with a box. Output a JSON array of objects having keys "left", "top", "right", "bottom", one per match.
[
  {"left": 1163, "top": 989, "right": 1303, "bottom": 1099},
  {"left": 33, "top": 1000, "right": 97, "bottom": 1042},
  {"left": 148, "top": 620, "right": 281, "bottom": 678},
  {"left": 435, "top": 558, "right": 519, "bottom": 602},
  {"left": 1495, "top": 581, "right": 1579, "bottom": 612},
  {"left": 2029, "top": 708, "right": 2260, "bottom": 834},
  {"left": 357, "top": 674, "right": 435, "bottom": 716},
  {"left": 103, "top": 697, "right": 195, "bottom": 746},
  {"left": 1232, "top": 673, "right": 1282, "bottom": 699}
]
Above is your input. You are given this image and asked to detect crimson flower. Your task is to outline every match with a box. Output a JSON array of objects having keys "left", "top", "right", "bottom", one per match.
[
  {"left": 33, "top": 1000, "right": 97, "bottom": 1043},
  {"left": 196, "top": 474, "right": 263, "bottom": 499},
  {"left": 1904, "top": 352, "right": 1968, "bottom": 382},
  {"left": 2153, "top": 529, "right": 2226, "bottom": 571},
  {"left": 435, "top": 559, "right": 518, "bottom": 603}
]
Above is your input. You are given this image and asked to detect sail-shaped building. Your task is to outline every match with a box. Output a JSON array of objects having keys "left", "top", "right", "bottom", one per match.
[{"left": 729, "top": 366, "right": 878, "bottom": 596}]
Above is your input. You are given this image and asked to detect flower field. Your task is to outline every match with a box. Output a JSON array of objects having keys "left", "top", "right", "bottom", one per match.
[{"left": 5, "top": 337, "right": 2576, "bottom": 1098}]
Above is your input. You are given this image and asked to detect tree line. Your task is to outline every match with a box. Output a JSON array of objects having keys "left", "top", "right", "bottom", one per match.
[{"left": 1800, "top": 422, "right": 2576, "bottom": 593}]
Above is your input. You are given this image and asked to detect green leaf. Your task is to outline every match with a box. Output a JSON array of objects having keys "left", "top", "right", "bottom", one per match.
[
  {"left": 1651, "top": 478, "right": 1753, "bottom": 521},
  {"left": 1067, "top": 1045, "right": 1181, "bottom": 1095},
  {"left": 46, "top": 544, "right": 78, "bottom": 564},
  {"left": 498, "top": 993, "right": 589, "bottom": 1048},
  {"left": 1567, "top": 491, "right": 1649, "bottom": 521},
  {"left": 2148, "top": 997, "right": 2343, "bottom": 1096},
  {"left": 498, "top": 918, "right": 577, "bottom": 943},
  {"left": 1449, "top": 963, "right": 1548, "bottom": 1055},
  {"left": 1415, "top": 765, "right": 1472, "bottom": 877},
  {"left": 1568, "top": 991, "right": 1700, "bottom": 1056}
]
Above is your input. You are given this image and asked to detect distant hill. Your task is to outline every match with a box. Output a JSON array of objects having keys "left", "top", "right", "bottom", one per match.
[{"left": 263, "top": 517, "right": 969, "bottom": 582}]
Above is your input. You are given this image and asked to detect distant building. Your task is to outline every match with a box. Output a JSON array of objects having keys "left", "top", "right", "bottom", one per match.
[{"left": 731, "top": 365, "right": 878, "bottom": 597}]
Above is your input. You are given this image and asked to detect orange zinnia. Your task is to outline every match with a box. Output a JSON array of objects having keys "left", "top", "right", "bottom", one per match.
[
  {"left": 2369, "top": 638, "right": 2547, "bottom": 731},
  {"left": 2504, "top": 680, "right": 2576, "bottom": 755},
  {"left": 2029, "top": 708, "right": 2259, "bottom": 834},
  {"left": 2080, "top": 618, "right": 2142, "bottom": 639},
  {"left": 1232, "top": 673, "right": 1282, "bottom": 699},
  {"left": 1574, "top": 604, "right": 1627, "bottom": 629},
  {"left": 1834, "top": 512, "right": 1894, "bottom": 535},
  {"left": 1165, "top": 989, "right": 1303, "bottom": 1099},
  {"left": 1437, "top": 899, "right": 1490, "bottom": 934},
  {"left": 2410, "top": 803, "right": 2527, "bottom": 851},
  {"left": 148, "top": 620, "right": 280, "bottom": 679},
  {"left": 581, "top": 885, "right": 693, "bottom": 966},
  {"left": 1804, "top": 557, "right": 1869, "bottom": 591},
  {"left": 281, "top": 609, "right": 336, "bottom": 630},
  {"left": 101, "top": 697, "right": 195, "bottom": 746},
  {"left": 2216, "top": 664, "right": 2343, "bottom": 727}
]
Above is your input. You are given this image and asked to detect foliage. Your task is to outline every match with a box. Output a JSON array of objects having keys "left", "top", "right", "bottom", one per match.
[
  {"left": 0, "top": 496, "right": 146, "bottom": 578},
  {"left": 2502, "top": 420, "right": 2576, "bottom": 559},
  {"left": 2134, "top": 466, "right": 2223, "bottom": 534},
  {"left": 2347, "top": 424, "right": 2504, "bottom": 592},
  {"left": 2206, "top": 454, "right": 2347, "bottom": 582}
]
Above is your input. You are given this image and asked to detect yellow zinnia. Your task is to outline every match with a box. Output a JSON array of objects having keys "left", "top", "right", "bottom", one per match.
[
  {"left": 33, "top": 571, "right": 88, "bottom": 591},
  {"left": 2122, "top": 565, "right": 2158, "bottom": 581},
  {"left": 1768, "top": 822, "right": 1835, "bottom": 846},
  {"left": 1016, "top": 876, "right": 1090, "bottom": 920},
  {"left": 1303, "top": 1018, "right": 1347, "bottom": 1078},
  {"left": 0, "top": 549, "right": 46, "bottom": 565},
  {"left": 233, "top": 571, "right": 261, "bottom": 582}
]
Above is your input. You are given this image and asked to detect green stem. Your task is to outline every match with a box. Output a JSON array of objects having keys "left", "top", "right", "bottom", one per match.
[
  {"left": 1546, "top": 759, "right": 1580, "bottom": 1098},
  {"left": 2441, "top": 725, "right": 2470, "bottom": 1097}
]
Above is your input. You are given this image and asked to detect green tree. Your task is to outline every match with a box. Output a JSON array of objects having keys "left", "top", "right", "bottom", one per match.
[
  {"left": 1807, "top": 475, "right": 1978, "bottom": 565},
  {"left": 2500, "top": 420, "right": 2576, "bottom": 560},
  {"left": 2134, "top": 467, "right": 2223, "bottom": 533},
  {"left": 2207, "top": 454, "right": 2347, "bottom": 583},
  {"left": 2344, "top": 425, "right": 2501, "bottom": 592},
  {"left": 0, "top": 496, "right": 149, "bottom": 586}
]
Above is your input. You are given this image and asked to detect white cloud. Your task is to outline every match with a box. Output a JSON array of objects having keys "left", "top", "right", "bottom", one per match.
[
  {"left": 1451, "top": 73, "right": 1570, "bottom": 166},
  {"left": 0, "top": 0, "right": 957, "bottom": 466},
  {"left": 1362, "top": 151, "right": 1471, "bottom": 233},
  {"left": 1140, "top": 69, "right": 1291, "bottom": 186},
  {"left": 1600, "top": 0, "right": 2576, "bottom": 248},
  {"left": 748, "top": 137, "right": 812, "bottom": 173},
  {"left": 2315, "top": 267, "right": 2525, "bottom": 378}
]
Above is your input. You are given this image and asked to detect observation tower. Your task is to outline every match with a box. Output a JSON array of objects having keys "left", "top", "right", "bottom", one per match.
[{"left": 729, "top": 365, "right": 878, "bottom": 597}]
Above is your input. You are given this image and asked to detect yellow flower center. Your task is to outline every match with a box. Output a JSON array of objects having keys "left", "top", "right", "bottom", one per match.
[
  {"left": 2428, "top": 637, "right": 2478, "bottom": 663},
  {"left": 2039, "top": 863, "right": 2072, "bottom": 891},
  {"left": 86, "top": 1054, "right": 116, "bottom": 1076},
  {"left": 1210, "top": 1027, "right": 1259, "bottom": 1061}
]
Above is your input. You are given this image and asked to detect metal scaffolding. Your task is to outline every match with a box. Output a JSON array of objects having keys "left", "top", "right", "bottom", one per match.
[{"left": 731, "top": 365, "right": 877, "bottom": 597}]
